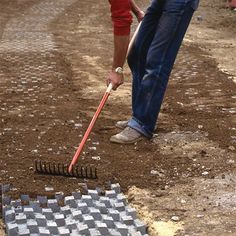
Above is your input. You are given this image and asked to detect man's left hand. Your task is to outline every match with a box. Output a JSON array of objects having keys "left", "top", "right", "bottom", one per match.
[{"left": 106, "top": 71, "right": 124, "bottom": 90}]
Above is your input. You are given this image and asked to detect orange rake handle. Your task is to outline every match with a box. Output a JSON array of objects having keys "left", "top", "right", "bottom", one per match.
[{"left": 68, "top": 83, "right": 113, "bottom": 173}]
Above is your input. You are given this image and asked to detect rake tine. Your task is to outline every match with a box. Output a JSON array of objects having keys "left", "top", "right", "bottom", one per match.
[
  {"left": 56, "top": 163, "right": 61, "bottom": 175},
  {"left": 63, "top": 164, "right": 68, "bottom": 176},
  {"left": 81, "top": 167, "right": 84, "bottom": 178},
  {"left": 48, "top": 163, "right": 53, "bottom": 174},
  {"left": 90, "top": 167, "right": 94, "bottom": 179},
  {"left": 34, "top": 160, "right": 38, "bottom": 172},
  {"left": 41, "top": 162, "right": 46, "bottom": 173},
  {"left": 95, "top": 168, "right": 97, "bottom": 178},
  {"left": 75, "top": 166, "right": 79, "bottom": 178},
  {"left": 39, "top": 161, "right": 43, "bottom": 173},
  {"left": 53, "top": 163, "right": 57, "bottom": 175},
  {"left": 66, "top": 164, "right": 71, "bottom": 177}
]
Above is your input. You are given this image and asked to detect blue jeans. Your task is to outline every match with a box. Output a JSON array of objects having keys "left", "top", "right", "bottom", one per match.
[{"left": 127, "top": 0, "right": 199, "bottom": 138}]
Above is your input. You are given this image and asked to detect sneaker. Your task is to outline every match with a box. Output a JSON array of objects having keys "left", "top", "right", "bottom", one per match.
[
  {"left": 110, "top": 127, "right": 144, "bottom": 144},
  {"left": 115, "top": 120, "right": 129, "bottom": 129},
  {"left": 116, "top": 120, "right": 158, "bottom": 130}
]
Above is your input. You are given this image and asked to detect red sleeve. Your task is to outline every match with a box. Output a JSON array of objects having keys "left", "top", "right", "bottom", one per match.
[{"left": 109, "top": 0, "right": 133, "bottom": 36}]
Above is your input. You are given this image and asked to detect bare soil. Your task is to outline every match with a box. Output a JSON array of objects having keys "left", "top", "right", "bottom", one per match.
[{"left": 0, "top": 0, "right": 236, "bottom": 235}]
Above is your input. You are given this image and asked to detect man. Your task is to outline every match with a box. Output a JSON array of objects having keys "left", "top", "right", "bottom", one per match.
[{"left": 107, "top": 0, "right": 199, "bottom": 144}]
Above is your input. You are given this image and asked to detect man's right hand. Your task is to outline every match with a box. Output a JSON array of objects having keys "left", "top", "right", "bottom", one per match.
[{"left": 106, "top": 70, "right": 124, "bottom": 90}]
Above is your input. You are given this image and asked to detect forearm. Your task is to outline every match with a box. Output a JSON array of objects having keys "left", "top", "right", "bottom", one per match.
[
  {"left": 130, "top": 0, "right": 142, "bottom": 15},
  {"left": 112, "top": 35, "right": 130, "bottom": 69}
]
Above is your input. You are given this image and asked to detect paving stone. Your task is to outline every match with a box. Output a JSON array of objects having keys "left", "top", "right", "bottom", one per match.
[
  {"left": 65, "top": 218, "right": 77, "bottom": 231},
  {"left": 24, "top": 207, "right": 35, "bottom": 219},
  {"left": 10, "top": 199, "right": 21, "bottom": 208},
  {"left": 89, "top": 207, "right": 102, "bottom": 221},
  {"left": 100, "top": 196, "right": 112, "bottom": 208},
  {"left": 96, "top": 222, "right": 109, "bottom": 235},
  {"left": 129, "top": 230, "right": 143, "bottom": 236},
  {"left": 105, "top": 190, "right": 117, "bottom": 199},
  {"left": 109, "top": 229, "right": 122, "bottom": 236},
  {"left": 2, "top": 184, "right": 11, "bottom": 193},
  {"left": 88, "top": 189, "right": 99, "bottom": 200},
  {"left": 18, "top": 227, "right": 30, "bottom": 236},
  {"left": 121, "top": 215, "right": 134, "bottom": 226},
  {"left": 29, "top": 201, "right": 42, "bottom": 213},
  {"left": 125, "top": 206, "right": 137, "bottom": 219},
  {"left": 89, "top": 228, "right": 102, "bottom": 236},
  {"left": 76, "top": 223, "right": 90, "bottom": 235},
  {"left": 16, "top": 213, "right": 27, "bottom": 224},
  {"left": 71, "top": 209, "right": 82, "bottom": 221},
  {"left": 6, "top": 222, "right": 18, "bottom": 236},
  {"left": 77, "top": 202, "right": 88, "bottom": 214},
  {"left": 70, "top": 229, "right": 79, "bottom": 236},
  {"left": 134, "top": 219, "right": 147, "bottom": 235},
  {"left": 54, "top": 213, "right": 65, "bottom": 227},
  {"left": 111, "top": 183, "right": 121, "bottom": 194},
  {"left": 82, "top": 214, "right": 95, "bottom": 228},
  {"left": 47, "top": 220, "right": 58, "bottom": 234},
  {"left": 108, "top": 209, "right": 120, "bottom": 221},
  {"left": 4, "top": 209, "right": 15, "bottom": 223},
  {"left": 20, "top": 195, "right": 30, "bottom": 203},
  {"left": 58, "top": 227, "right": 70, "bottom": 236},
  {"left": 35, "top": 213, "right": 47, "bottom": 227},
  {"left": 64, "top": 196, "right": 77, "bottom": 208},
  {"left": 37, "top": 196, "right": 47, "bottom": 205},
  {"left": 113, "top": 202, "right": 125, "bottom": 212},
  {"left": 55, "top": 192, "right": 64, "bottom": 201},
  {"left": 115, "top": 222, "right": 129, "bottom": 236},
  {"left": 72, "top": 191, "right": 81, "bottom": 200},
  {"left": 60, "top": 205, "right": 71, "bottom": 216},
  {"left": 81, "top": 195, "right": 93, "bottom": 207},
  {"left": 27, "top": 219, "right": 39, "bottom": 234},
  {"left": 95, "top": 201, "right": 108, "bottom": 214},
  {"left": 102, "top": 215, "right": 115, "bottom": 228},
  {"left": 42, "top": 208, "right": 54, "bottom": 220},
  {"left": 38, "top": 227, "right": 51, "bottom": 236},
  {"left": 117, "top": 194, "right": 127, "bottom": 205},
  {"left": 15, "top": 206, "right": 23, "bottom": 214},
  {"left": 2, "top": 195, "right": 11, "bottom": 205},
  {"left": 47, "top": 199, "right": 60, "bottom": 212}
]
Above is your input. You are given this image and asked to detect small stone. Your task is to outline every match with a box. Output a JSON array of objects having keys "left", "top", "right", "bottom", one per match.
[
  {"left": 202, "top": 171, "right": 209, "bottom": 176},
  {"left": 196, "top": 214, "right": 204, "bottom": 218},
  {"left": 228, "top": 146, "right": 235, "bottom": 151},
  {"left": 227, "top": 159, "right": 235, "bottom": 164},
  {"left": 171, "top": 216, "right": 180, "bottom": 222},
  {"left": 45, "top": 186, "right": 54, "bottom": 192}
]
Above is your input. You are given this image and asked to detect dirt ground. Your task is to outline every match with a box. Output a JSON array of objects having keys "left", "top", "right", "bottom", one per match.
[{"left": 0, "top": 0, "right": 236, "bottom": 235}]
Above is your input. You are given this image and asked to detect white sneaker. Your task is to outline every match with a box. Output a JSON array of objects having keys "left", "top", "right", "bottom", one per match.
[
  {"left": 110, "top": 127, "right": 143, "bottom": 144},
  {"left": 115, "top": 120, "right": 157, "bottom": 130},
  {"left": 115, "top": 120, "right": 129, "bottom": 129}
]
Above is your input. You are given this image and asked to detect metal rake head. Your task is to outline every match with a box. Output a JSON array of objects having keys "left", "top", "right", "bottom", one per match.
[{"left": 34, "top": 160, "right": 97, "bottom": 179}]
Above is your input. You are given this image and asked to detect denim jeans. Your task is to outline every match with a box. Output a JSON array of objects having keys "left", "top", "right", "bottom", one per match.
[{"left": 127, "top": 0, "right": 199, "bottom": 138}]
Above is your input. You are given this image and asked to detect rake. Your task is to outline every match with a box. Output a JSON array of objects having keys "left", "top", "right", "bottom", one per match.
[
  {"left": 34, "top": 83, "right": 113, "bottom": 179},
  {"left": 34, "top": 22, "right": 142, "bottom": 179}
]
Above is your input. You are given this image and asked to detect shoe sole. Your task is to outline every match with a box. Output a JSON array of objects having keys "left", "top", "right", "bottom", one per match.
[{"left": 110, "top": 136, "right": 143, "bottom": 144}]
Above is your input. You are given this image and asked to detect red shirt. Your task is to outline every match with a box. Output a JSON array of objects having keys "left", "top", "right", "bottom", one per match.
[{"left": 109, "top": 0, "right": 133, "bottom": 35}]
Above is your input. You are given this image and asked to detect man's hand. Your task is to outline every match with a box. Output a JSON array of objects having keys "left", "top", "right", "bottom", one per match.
[
  {"left": 134, "top": 10, "right": 145, "bottom": 22},
  {"left": 107, "top": 71, "right": 124, "bottom": 90},
  {"left": 130, "top": 0, "right": 145, "bottom": 22}
]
